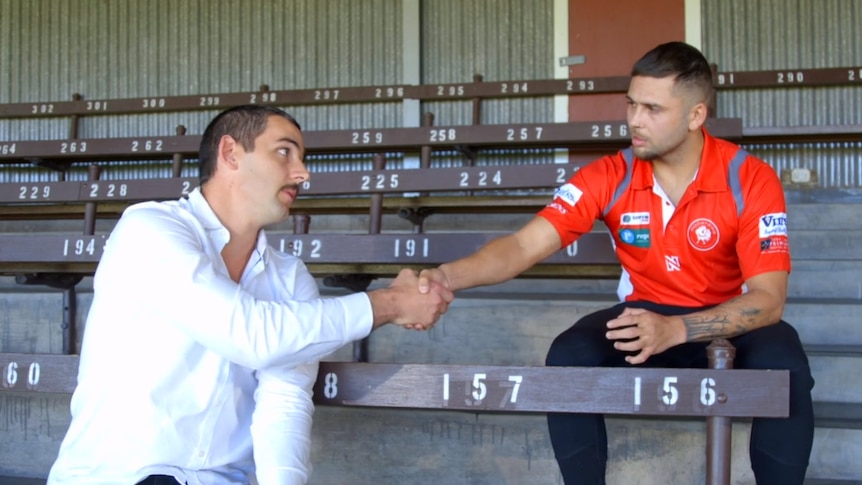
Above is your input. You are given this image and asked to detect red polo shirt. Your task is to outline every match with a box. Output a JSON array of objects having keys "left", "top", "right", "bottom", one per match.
[{"left": 538, "top": 129, "right": 790, "bottom": 307}]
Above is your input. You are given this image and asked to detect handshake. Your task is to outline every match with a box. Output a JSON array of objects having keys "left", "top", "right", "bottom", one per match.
[{"left": 367, "top": 267, "right": 454, "bottom": 331}]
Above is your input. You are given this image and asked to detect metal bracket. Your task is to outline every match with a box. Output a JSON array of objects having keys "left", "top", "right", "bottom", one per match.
[
  {"left": 559, "top": 55, "right": 586, "bottom": 67},
  {"left": 15, "top": 273, "right": 83, "bottom": 290}
]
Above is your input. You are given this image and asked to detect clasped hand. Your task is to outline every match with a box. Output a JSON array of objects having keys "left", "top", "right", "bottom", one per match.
[{"left": 389, "top": 268, "right": 453, "bottom": 330}]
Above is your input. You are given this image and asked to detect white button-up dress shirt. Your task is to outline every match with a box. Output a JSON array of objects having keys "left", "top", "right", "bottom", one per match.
[{"left": 48, "top": 188, "right": 372, "bottom": 485}]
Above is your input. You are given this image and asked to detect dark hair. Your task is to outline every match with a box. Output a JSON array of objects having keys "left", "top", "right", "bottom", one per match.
[
  {"left": 631, "top": 41, "right": 714, "bottom": 103},
  {"left": 198, "top": 105, "right": 302, "bottom": 184}
]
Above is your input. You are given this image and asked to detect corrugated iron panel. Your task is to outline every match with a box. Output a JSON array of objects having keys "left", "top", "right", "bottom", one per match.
[
  {"left": 420, "top": 0, "right": 556, "bottom": 168},
  {"left": 703, "top": 0, "right": 862, "bottom": 189},
  {"left": 0, "top": 0, "right": 403, "bottom": 178}
]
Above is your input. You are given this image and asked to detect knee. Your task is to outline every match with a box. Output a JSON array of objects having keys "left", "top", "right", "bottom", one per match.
[
  {"left": 546, "top": 327, "right": 610, "bottom": 368},
  {"left": 734, "top": 323, "right": 814, "bottom": 391}
]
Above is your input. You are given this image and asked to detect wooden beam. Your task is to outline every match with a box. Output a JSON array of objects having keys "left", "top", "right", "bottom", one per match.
[
  {"left": 314, "top": 362, "right": 788, "bottom": 417},
  {"left": 1, "top": 66, "right": 858, "bottom": 118},
  {"left": 0, "top": 119, "right": 743, "bottom": 163},
  {"left": 0, "top": 354, "right": 789, "bottom": 419},
  {"left": 0, "top": 232, "right": 620, "bottom": 278}
]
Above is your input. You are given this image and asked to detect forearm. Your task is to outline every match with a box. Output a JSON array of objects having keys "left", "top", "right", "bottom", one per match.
[
  {"left": 679, "top": 289, "right": 785, "bottom": 342},
  {"left": 440, "top": 235, "right": 534, "bottom": 291}
]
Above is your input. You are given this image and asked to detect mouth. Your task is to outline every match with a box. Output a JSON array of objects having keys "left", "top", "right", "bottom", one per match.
[
  {"left": 631, "top": 135, "right": 647, "bottom": 147},
  {"left": 280, "top": 185, "right": 299, "bottom": 202}
]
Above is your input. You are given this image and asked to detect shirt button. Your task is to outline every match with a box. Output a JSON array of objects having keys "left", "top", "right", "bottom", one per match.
[{"left": 198, "top": 451, "right": 205, "bottom": 458}]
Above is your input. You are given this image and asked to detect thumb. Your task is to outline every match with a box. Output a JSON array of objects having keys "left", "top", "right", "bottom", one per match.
[
  {"left": 418, "top": 272, "right": 430, "bottom": 294},
  {"left": 618, "top": 307, "right": 645, "bottom": 317}
]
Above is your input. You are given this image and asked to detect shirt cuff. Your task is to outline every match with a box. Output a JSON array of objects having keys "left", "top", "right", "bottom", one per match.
[{"left": 339, "top": 291, "right": 374, "bottom": 341}]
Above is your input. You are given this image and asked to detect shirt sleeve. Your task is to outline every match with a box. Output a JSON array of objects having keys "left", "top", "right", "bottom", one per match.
[
  {"left": 98, "top": 204, "right": 373, "bottom": 370},
  {"left": 250, "top": 263, "right": 322, "bottom": 485},
  {"left": 536, "top": 155, "right": 622, "bottom": 247},
  {"left": 251, "top": 362, "right": 318, "bottom": 485},
  {"left": 736, "top": 157, "right": 792, "bottom": 280}
]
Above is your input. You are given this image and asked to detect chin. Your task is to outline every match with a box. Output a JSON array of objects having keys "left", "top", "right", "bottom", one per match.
[{"left": 633, "top": 147, "right": 658, "bottom": 161}]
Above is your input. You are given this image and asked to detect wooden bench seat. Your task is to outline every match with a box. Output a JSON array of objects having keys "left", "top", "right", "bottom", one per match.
[{"left": 0, "top": 342, "right": 791, "bottom": 485}]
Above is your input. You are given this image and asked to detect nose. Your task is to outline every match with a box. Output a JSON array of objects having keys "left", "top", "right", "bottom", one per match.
[
  {"left": 292, "top": 159, "right": 310, "bottom": 184},
  {"left": 627, "top": 104, "right": 642, "bottom": 128}
]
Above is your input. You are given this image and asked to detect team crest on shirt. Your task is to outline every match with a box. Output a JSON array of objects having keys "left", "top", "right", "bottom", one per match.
[{"left": 687, "top": 218, "right": 720, "bottom": 251}]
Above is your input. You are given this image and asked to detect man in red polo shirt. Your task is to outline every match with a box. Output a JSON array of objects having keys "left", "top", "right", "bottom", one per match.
[{"left": 418, "top": 42, "right": 814, "bottom": 485}]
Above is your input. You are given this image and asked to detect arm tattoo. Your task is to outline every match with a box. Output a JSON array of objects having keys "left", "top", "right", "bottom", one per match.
[{"left": 682, "top": 307, "right": 760, "bottom": 342}]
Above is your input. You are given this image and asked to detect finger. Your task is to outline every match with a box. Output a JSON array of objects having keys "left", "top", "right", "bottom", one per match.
[
  {"left": 430, "top": 282, "right": 455, "bottom": 303},
  {"left": 617, "top": 307, "right": 635, "bottom": 317},
  {"left": 606, "top": 325, "right": 640, "bottom": 341},
  {"left": 614, "top": 330, "right": 645, "bottom": 352},
  {"left": 607, "top": 315, "right": 637, "bottom": 330},
  {"left": 625, "top": 348, "right": 650, "bottom": 365}
]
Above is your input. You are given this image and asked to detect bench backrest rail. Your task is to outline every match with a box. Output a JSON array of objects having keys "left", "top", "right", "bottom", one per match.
[{"left": 0, "top": 66, "right": 859, "bottom": 118}]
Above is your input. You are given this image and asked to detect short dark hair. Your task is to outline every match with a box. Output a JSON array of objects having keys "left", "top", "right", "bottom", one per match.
[
  {"left": 198, "top": 105, "right": 302, "bottom": 185},
  {"left": 631, "top": 41, "right": 714, "bottom": 103}
]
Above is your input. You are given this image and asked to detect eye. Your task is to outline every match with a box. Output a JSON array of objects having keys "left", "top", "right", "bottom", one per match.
[{"left": 277, "top": 147, "right": 289, "bottom": 156}]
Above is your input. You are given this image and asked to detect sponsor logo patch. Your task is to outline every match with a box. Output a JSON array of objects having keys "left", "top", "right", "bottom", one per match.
[
  {"left": 619, "top": 228, "right": 650, "bottom": 248},
  {"left": 687, "top": 218, "right": 720, "bottom": 251},
  {"left": 621, "top": 211, "right": 650, "bottom": 226},
  {"left": 554, "top": 183, "right": 583, "bottom": 207},
  {"left": 665, "top": 255, "right": 681, "bottom": 272},
  {"left": 545, "top": 202, "right": 568, "bottom": 215},
  {"left": 759, "top": 212, "right": 788, "bottom": 238},
  {"left": 760, "top": 236, "right": 789, "bottom": 254}
]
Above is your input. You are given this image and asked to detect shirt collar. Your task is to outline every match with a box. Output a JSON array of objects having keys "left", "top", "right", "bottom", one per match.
[
  {"left": 630, "top": 128, "right": 728, "bottom": 193},
  {"left": 187, "top": 188, "right": 271, "bottom": 264}
]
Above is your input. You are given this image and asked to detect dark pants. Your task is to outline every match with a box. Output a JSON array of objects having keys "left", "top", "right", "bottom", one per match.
[
  {"left": 545, "top": 301, "right": 815, "bottom": 485},
  {"left": 136, "top": 476, "right": 184, "bottom": 485}
]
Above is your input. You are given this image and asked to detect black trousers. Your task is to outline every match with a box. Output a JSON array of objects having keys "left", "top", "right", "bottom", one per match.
[
  {"left": 136, "top": 476, "right": 184, "bottom": 485},
  {"left": 545, "top": 300, "right": 815, "bottom": 485}
]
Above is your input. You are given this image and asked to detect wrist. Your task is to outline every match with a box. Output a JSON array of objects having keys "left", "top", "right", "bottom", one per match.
[
  {"left": 675, "top": 315, "right": 689, "bottom": 344},
  {"left": 367, "top": 288, "right": 397, "bottom": 329}
]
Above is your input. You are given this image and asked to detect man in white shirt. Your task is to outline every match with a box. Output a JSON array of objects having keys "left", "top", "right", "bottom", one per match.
[{"left": 47, "top": 105, "right": 453, "bottom": 485}]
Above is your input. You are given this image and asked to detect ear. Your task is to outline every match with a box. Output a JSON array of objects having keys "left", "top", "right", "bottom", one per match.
[
  {"left": 688, "top": 100, "right": 708, "bottom": 132},
  {"left": 217, "top": 135, "right": 241, "bottom": 171}
]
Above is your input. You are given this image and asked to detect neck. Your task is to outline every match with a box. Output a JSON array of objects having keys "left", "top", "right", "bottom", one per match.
[
  {"left": 201, "top": 183, "right": 261, "bottom": 282},
  {"left": 652, "top": 129, "right": 705, "bottom": 204}
]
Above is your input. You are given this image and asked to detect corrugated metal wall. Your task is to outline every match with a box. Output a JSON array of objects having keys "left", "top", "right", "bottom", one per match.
[
  {"left": 0, "top": 0, "right": 406, "bottom": 181},
  {"left": 1, "top": 0, "right": 859, "bottom": 188},
  {"left": 0, "top": 0, "right": 557, "bottom": 183},
  {"left": 702, "top": 0, "right": 862, "bottom": 189},
  {"left": 420, "top": 0, "right": 556, "bottom": 170}
]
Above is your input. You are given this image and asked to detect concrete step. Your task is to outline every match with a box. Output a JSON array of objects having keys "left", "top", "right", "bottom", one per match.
[
  {"left": 0, "top": 478, "right": 46, "bottom": 485},
  {"left": 806, "top": 345, "right": 862, "bottom": 357},
  {"left": 809, "top": 354, "right": 862, "bottom": 403},
  {"left": 815, "top": 402, "right": 862, "bottom": 430}
]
